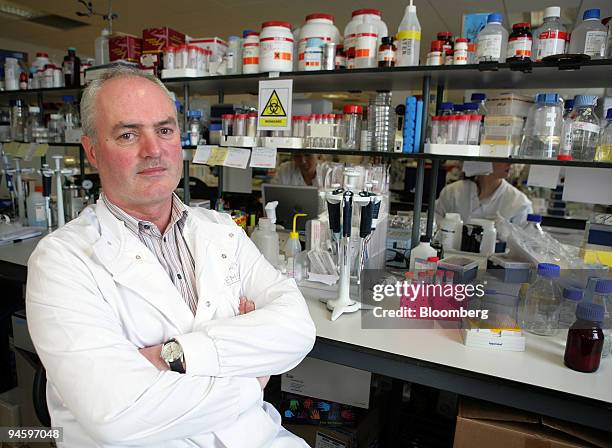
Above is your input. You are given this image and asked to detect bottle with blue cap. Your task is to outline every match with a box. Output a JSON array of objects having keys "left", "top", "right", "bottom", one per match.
[
  {"left": 518, "top": 262, "right": 562, "bottom": 336},
  {"left": 564, "top": 302, "right": 605, "bottom": 373},
  {"left": 595, "top": 108, "right": 612, "bottom": 161},
  {"left": 187, "top": 110, "right": 203, "bottom": 146},
  {"left": 591, "top": 278, "right": 612, "bottom": 357},
  {"left": 559, "top": 286, "right": 584, "bottom": 329},
  {"left": 568, "top": 9, "right": 607, "bottom": 58},
  {"left": 523, "top": 213, "right": 544, "bottom": 237},
  {"left": 476, "top": 13, "right": 508, "bottom": 62},
  {"left": 562, "top": 95, "right": 600, "bottom": 161},
  {"left": 59, "top": 95, "right": 80, "bottom": 138},
  {"left": 518, "top": 93, "right": 563, "bottom": 159}
]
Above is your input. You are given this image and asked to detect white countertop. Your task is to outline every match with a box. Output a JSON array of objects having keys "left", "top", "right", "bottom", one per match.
[
  {"left": 0, "top": 236, "right": 43, "bottom": 267},
  {"left": 303, "top": 290, "right": 612, "bottom": 405}
]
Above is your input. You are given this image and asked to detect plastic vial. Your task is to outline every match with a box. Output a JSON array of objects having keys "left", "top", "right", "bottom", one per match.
[
  {"left": 396, "top": 3, "right": 421, "bottom": 67},
  {"left": 564, "top": 302, "right": 605, "bottom": 373},
  {"left": 518, "top": 263, "right": 562, "bottom": 336},
  {"left": 187, "top": 111, "right": 202, "bottom": 146},
  {"left": 533, "top": 7, "right": 567, "bottom": 61},
  {"left": 568, "top": 95, "right": 600, "bottom": 161},
  {"left": 595, "top": 108, "right": 612, "bottom": 161},
  {"left": 467, "top": 115, "right": 482, "bottom": 145},
  {"left": 591, "top": 278, "right": 612, "bottom": 358},
  {"left": 429, "top": 116, "right": 440, "bottom": 143},
  {"left": 455, "top": 115, "right": 469, "bottom": 145},
  {"left": 507, "top": 22, "right": 532, "bottom": 60},
  {"left": 163, "top": 46, "right": 176, "bottom": 70},
  {"left": 233, "top": 114, "right": 247, "bottom": 137},
  {"left": 377, "top": 37, "right": 396, "bottom": 67},
  {"left": 568, "top": 9, "right": 607, "bottom": 58},
  {"left": 518, "top": 93, "right": 563, "bottom": 159},
  {"left": 476, "top": 13, "right": 508, "bottom": 62},
  {"left": 454, "top": 38, "right": 468, "bottom": 64},
  {"left": 246, "top": 113, "right": 257, "bottom": 137},
  {"left": 342, "top": 105, "right": 363, "bottom": 150},
  {"left": 559, "top": 287, "right": 584, "bottom": 329}
]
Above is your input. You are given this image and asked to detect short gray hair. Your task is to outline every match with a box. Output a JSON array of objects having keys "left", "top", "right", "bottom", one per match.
[{"left": 80, "top": 66, "right": 176, "bottom": 143}]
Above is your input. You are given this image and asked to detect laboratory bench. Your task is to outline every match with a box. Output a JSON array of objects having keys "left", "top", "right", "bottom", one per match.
[{"left": 0, "top": 237, "right": 611, "bottom": 433}]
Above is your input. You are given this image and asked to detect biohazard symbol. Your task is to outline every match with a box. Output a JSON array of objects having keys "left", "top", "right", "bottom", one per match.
[{"left": 261, "top": 90, "right": 287, "bottom": 117}]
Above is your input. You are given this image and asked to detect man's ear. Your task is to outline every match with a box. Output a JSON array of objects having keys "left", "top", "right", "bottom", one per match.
[{"left": 81, "top": 135, "right": 98, "bottom": 169}]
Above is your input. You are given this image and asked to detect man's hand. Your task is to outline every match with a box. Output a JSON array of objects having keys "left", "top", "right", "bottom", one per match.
[
  {"left": 239, "top": 297, "right": 269, "bottom": 390},
  {"left": 139, "top": 344, "right": 169, "bottom": 371}
]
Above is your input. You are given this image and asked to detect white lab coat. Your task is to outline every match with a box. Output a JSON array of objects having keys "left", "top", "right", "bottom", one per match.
[
  {"left": 272, "top": 161, "right": 319, "bottom": 187},
  {"left": 435, "top": 179, "right": 533, "bottom": 226},
  {"left": 26, "top": 199, "right": 316, "bottom": 448}
]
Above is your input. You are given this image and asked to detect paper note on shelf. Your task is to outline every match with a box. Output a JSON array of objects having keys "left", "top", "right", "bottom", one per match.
[
  {"left": 206, "top": 147, "right": 229, "bottom": 166},
  {"left": 563, "top": 167, "right": 612, "bottom": 205},
  {"left": 527, "top": 165, "right": 561, "bottom": 189},
  {"left": 224, "top": 147, "right": 251, "bottom": 169},
  {"left": 193, "top": 145, "right": 213, "bottom": 164},
  {"left": 463, "top": 161, "right": 492, "bottom": 177},
  {"left": 250, "top": 147, "right": 277, "bottom": 168}
]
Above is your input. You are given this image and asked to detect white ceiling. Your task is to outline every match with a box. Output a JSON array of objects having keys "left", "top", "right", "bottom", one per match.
[{"left": 0, "top": 0, "right": 610, "bottom": 59}]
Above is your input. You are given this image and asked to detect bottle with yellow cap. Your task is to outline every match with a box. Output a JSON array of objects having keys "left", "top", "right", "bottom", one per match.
[{"left": 285, "top": 213, "right": 307, "bottom": 278}]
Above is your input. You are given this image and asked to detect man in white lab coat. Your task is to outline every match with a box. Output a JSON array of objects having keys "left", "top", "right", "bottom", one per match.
[{"left": 26, "top": 67, "right": 316, "bottom": 447}]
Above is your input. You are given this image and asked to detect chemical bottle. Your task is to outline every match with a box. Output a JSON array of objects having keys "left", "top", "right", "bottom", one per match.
[
  {"left": 476, "top": 13, "right": 508, "bottom": 62},
  {"left": 409, "top": 235, "right": 437, "bottom": 272},
  {"left": 567, "top": 95, "right": 600, "bottom": 161},
  {"left": 559, "top": 286, "right": 584, "bottom": 329},
  {"left": 595, "top": 108, "right": 612, "bottom": 161},
  {"left": 95, "top": 29, "right": 110, "bottom": 66},
  {"left": 27, "top": 185, "right": 47, "bottom": 227},
  {"left": 251, "top": 217, "right": 280, "bottom": 267},
  {"left": 568, "top": 9, "right": 607, "bottom": 58},
  {"left": 518, "top": 263, "right": 562, "bottom": 336},
  {"left": 533, "top": 7, "right": 567, "bottom": 61},
  {"left": 591, "top": 278, "right": 612, "bottom": 358},
  {"left": 518, "top": 93, "right": 563, "bottom": 159},
  {"left": 227, "top": 36, "right": 242, "bottom": 75},
  {"left": 284, "top": 213, "right": 307, "bottom": 278},
  {"left": 62, "top": 47, "right": 81, "bottom": 88},
  {"left": 564, "top": 302, "right": 605, "bottom": 373},
  {"left": 524, "top": 214, "right": 544, "bottom": 237},
  {"left": 396, "top": 0, "right": 421, "bottom": 67}
]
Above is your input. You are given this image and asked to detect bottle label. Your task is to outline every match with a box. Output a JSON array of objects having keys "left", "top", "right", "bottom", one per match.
[
  {"left": 377, "top": 48, "right": 396, "bottom": 63},
  {"left": 453, "top": 49, "right": 468, "bottom": 64},
  {"left": 584, "top": 31, "right": 606, "bottom": 57},
  {"left": 572, "top": 121, "right": 600, "bottom": 134},
  {"left": 63, "top": 61, "right": 74, "bottom": 75},
  {"left": 304, "top": 49, "right": 323, "bottom": 70},
  {"left": 335, "top": 55, "right": 346, "bottom": 68},
  {"left": 298, "top": 36, "right": 331, "bottom": 67},
  {"left": 536, "top": 30, "right": 567, "bottom": 60},
  {"left": 227, "top": 51, "right": 234, "bottom": 69},
  {"left": 476, "top": 34, "right": 502, "bottom": 61},
  {"left": 562, "top": 122, "right": 573, "bottom": 152},
  {"left": 354, "top": 32, "right": 378, "bottom": 61},
  {"left": 397, "top": 30, "right": 421, "bottom": 40},
  {"left": 242, "top": 43, "right": 260, "bottom": 66},
  {"left": 507, "top": 36, "right": 532, "bottom": 58},
  {"left": 397, "top": 38, "right": 420, "bottom": 65},
  {"left": 260, "top": 37, "right": 293, "bottom": 63}
]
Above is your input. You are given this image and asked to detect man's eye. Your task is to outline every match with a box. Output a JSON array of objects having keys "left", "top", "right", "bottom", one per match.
[
  {"left": 159, "top": 128, "right": 174, "bottom": 136},
  {"left": 118, "top": 132, "right": 136, "bottom": 142}
]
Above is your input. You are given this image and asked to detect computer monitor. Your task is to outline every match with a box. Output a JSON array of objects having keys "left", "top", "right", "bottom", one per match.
[
  {"left": 404, "top": 166, "right": 447, "bottom": 204},
  {"left": 261, "top": 184, "right": 320, "bottom": 231}
]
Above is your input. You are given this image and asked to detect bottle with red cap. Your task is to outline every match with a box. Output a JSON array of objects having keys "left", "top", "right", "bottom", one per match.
[
  {"left": 507, "top": 22, "right": 532, "bottom": 60},
  {"left": 344, "top": 9, "right": 388, "bottom": 69},
  {"left": 298, "top": 13, "right": 340, "bottom": 71},
  {"left": 437, "top": 32, "right": 454, "bottom": 55},
  {"left": 426, "top": 40, "right": 443, "bottom": 65},
  {"left": 260, "top": 22, "right": 294, "bottom": 72},
  {"left": 454, "top": 38, "right": 468, "bottom": 64},
  {"left": 342, "top": 105, "right": 363, "bottom": 149}
]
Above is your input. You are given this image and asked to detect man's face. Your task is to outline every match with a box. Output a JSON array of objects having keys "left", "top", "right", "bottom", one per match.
[
  {"left": 81, "top": 76, "right": 182, "bottom": 211},
  {"left": 491, "top": 162, "right": 511, "bottom": 179},
  {"left": 294, "top": 154, "right": 317, "bottom": 173}
]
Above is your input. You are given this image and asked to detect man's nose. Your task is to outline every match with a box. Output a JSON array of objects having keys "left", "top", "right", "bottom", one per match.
[{"left": 139, "top": 131, "right": 163, "bottom": 158}]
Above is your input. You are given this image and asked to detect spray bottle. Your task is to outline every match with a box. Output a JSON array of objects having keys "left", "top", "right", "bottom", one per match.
[
  {"left": 285, "top": 213, "right": 307, "bottom": 278},
  {"left": 396, "top": 0, "right": 421, "bottom": 66}
]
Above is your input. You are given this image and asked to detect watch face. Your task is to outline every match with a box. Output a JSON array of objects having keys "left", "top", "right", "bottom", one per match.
[{"left": 162, "top": 341, "right": 182, "bottom": 362}]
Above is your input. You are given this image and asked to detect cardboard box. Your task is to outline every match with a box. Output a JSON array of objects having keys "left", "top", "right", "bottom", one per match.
[
  {"left": 109, "top": 34, "right": 142, "bottom": 63},
  {"left": 142, "top": 27, "right": 185, "bottom": 52},
  {"left": 454, "top": 398, "right": 612, "bottom": 448},
  {"left": 285, "top": 406, "right": 380, "bottom": 448},
  {"left": 188, "top": 37, "right": 228, "bottom": 61}
]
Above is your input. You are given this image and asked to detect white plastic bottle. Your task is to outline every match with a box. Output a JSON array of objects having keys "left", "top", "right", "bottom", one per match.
[
  {"left": 476, "top": 13, "right": 508, "bottom": 62},
  {"left": 251, "top": 217, "right": 280, "bottom": 267},
  {"left": 226, "top": 36, "right": 242, "bottom": 75},
  {"left": 284, "top": 213, "right": 307, "bottom": 278},
  {"left": 533, "top": 7, "right": 567, "bottom": 61},
  {"left": 568, "top": 9, "right": 607, "bottom": 58},
  {"left": 344, "top": 9, "right": 388, "bottom": 70},
  {"left": 396, "top": 1, "right": 421, "bottom": 67},
  {"left": 409, "top": 236, "right": 438, "bottom": 272},
  {"left": 354, "top": 20, "right": 379, "bottom": 68},
  {"left": 259, "top": 22, "right": 294, "bottom": 72},
  {"left": 94, "top": 28, "right": 110, "bottom": 66},
  {"left": 298, "top": 13, "right": 340, "bottom": 71},
  {"left": 242, "top": 31, "right": 260, "bottom": 74},
  {"left": 27, "top": 186, "right": 47, "bottom": 227}
]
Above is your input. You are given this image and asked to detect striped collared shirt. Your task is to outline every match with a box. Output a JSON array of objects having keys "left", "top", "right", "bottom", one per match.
[{"left": 102, "top": 193, "right": 198, "bottom": 315}]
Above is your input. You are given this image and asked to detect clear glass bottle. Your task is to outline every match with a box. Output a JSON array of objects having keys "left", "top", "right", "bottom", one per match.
[
  {"left": 25, "top": 106, "right": 48, "bottom": 143},
  {"left": 559, "top": 287, "right": 584, "bottom": 329},
  {"left": 60, "top": 95, "right": 80, "bottom": 134},
  {"left": 533, "top": 7, "right": 567, "bottom": 61},
  {"left": 591, "top": 278, "right": 612, "bottom": 358},
  {"left": 62, "top": 47, "right": 81, "bottom": 88},
  {"left": 595, "top": 108, "right": 612, "bottom": 161},
  {"left": 518, "top": 93, "right": 563, "bottom": 159},
  {"left": 518, "top": 263, "right": 562, "bottom": 336},
  {"left": 564, "top": 302, "right": 605, "bottom": 373},
  {"left": 524, "top": 213, "right": 544, "bottom": 237},
  {"left": 568, "top": 9, "right": 607, "bottom": 58},
  {"left": 221, "top": 114, "right": 234, "bottom": 137},
  {"left": 48, "top": 114, "right": 64, "bottom": 143},
  {"left": 342, "top": 105, "right": 363, "bottom": 150},
  {"left": 567, "top": 95, "right": 600, "bottom": 161},
  {"left": 476, "top": 13, "right": 508, "bottom": 62},
  {"left": 9, "top": 99, "right": 26, "bottom": 141},
  {"left": 187, "top": 110, "right": 202, "bottom": 145}
]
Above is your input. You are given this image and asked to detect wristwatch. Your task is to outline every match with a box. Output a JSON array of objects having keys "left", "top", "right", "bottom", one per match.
[{"left": 161, "top": 339, "right": 185, "bottom": 373}]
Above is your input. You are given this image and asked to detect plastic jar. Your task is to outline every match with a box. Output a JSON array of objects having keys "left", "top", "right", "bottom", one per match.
[
  {"left": 292, "top": 115, "right": 308, "bottom": 138},
  {"left": 260, "top": 22, "right": 294, "bottom": 73},
  {"left": 233, "top": 114, "right": 247, "bottom": 136},
  {"left": 378, "top": 36, "right": 396, "bottom": 67},
  {"left": 507, "top": 22, "right": 532, "bottom": 60},
  {"left": 342, "top": 105, "right": 363, "bottom": 150},
  {"left": 344, "top": 9, "right": 388, "bottom": 69},
  {"left": 564, "top": 302, "right": 605, "bottom": 373},
  {"left": 455, "top": 115, "right": 470, "bottom": 145},
  {"left": 444, "top": 49, "right": 454, "bottom": 65},
  {"left": 298, "top": 13, "right": 340, "bottom": 71},
  {"left": 4, "top": 58, "right": 19, "bottom": 91},
  {"left": 163, "top": 46, "right": 176, "bottom": 70},
  {"left": 303, "top": 38, "right": 324, "bottom": 71},
  {"left": 467, "top": 115, "right": 482, "bottom": 144},
  {"left": 221, "top": 114, "right": 234, "bottom": 136},
  {"left": 246, "top": 113, "right": 257, "bottom": 137},
  {"left": 32, "top": 52, "right": 50, "bottom": 72},
  {"left": 53, "top": 66, "right": 63, "bottom": 88},
  {"left": 437, "top": 31, "right": 453, "bottom": 54},
  {"left": 188, "top": 45, "right": 199, "bottom": 69},
  {"left": 354, "top": 19, "right": 381, "bottom": 68},
  {"left": 242, "top": 32, "right": 260, "bottom": 74},
  {"left": 426, "top": 40, "right": 443, "bottom": 65},
  {"left": 48, "top": 114, "right": 64, "bottom": 143},
  {"left": 454, "top": 38, "right": 468, "bottom": 64},
  {"left": 40, "top": 64, "right": 54, "bottom": 88},
  {"left": 176, "top": 44, "right": 188, "bottom": 69}
]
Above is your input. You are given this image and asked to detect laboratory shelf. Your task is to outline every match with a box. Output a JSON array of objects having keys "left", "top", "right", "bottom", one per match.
[
  {"left": 0, "top": 86, "right": 81, "bottom": 99},
  {"left": 5, "top": 141, "right": 82, "bottom": 147}
]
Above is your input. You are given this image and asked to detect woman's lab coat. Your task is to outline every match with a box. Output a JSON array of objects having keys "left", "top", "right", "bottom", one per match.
[
  {"left": 435, "top": 179, "right": 533, "bottom": 225},
  {"left": 26, "top": 199, "right": 316, "bottom": 447}
]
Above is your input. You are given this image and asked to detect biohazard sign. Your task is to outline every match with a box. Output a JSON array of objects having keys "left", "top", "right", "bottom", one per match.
[{"left": 258, "top": 79, "right": 292, "bottom": 131}]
